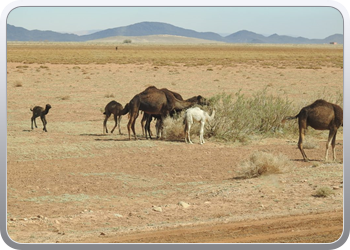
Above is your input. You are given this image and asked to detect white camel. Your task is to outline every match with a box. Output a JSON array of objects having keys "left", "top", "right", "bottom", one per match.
[{"left": 184, "top": 107, "right": 215, "bottom": 144}]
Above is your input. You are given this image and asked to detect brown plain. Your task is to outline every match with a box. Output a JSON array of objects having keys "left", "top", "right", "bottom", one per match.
[{"left": 7, "top": 42, "right": 343, "bottom": 243}]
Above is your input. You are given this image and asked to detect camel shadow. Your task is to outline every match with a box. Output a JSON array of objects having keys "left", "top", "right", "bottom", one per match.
[
  {"left": 95, "top": 137, "right": 131, "bottom": 142},
  {"left": 290, "top": 158, "right": 323, "bottom": 163},
  {"left": 80, "top": 133, "right": 108, "bottom": 137}
]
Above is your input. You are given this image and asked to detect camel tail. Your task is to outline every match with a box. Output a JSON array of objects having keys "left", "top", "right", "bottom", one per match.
[{"left": 281, "top": 115, "right": 298, "bottom": 124}]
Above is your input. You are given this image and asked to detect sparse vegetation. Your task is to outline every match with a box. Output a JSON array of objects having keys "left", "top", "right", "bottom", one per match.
[
  {"left": 7, "top": 43, "right": 343, "bottom": 68},
  {"left": 162, "top": 88, "right": 343, "bottom": 143},
  {"left": 6, "top": 42, "right": 343, "bottom": 243},
  {"left": 13, "top": 80, "right": 23, "bottom": 87},
  {"left": 204, "top": 88, "right": 297, "bottom": 142},
  {"left": 314, "top": 187, "right": 334, "bottom": 198},
  {"left": 59, "top": 95, "right": 70, "bottom": 100},
  {"left": 235, "top": 151, "right": 290, "bottom": 179}
]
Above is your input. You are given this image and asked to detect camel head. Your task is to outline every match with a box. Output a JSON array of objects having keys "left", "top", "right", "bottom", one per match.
[{"left": 197, "top": 95, "right": 210, "bottom": 106}]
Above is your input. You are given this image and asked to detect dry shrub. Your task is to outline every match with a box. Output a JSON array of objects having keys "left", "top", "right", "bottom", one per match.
[
  {"left": 163, "top": 109, "right": 211, "bottom": 142},
  {"left": 14, "top": 80, "right": 23, "bottom": 87},
  {"left": 104, "top": 93, "right": 115, "bottom": 98},
  {"left": 302, "top": 138, "right": 319, "bottom": 149},
  {"left": 59, "top": 95, "right": 70, "bottom": 101},
  {"left": 314, "top": 187, "right": 334, "bottom": 198},
  {"left": 162, "top": 112, "right": 186, "bottom": 141},
  {"left": 236, "top": 151, "right": 290, "bottom": 179}
]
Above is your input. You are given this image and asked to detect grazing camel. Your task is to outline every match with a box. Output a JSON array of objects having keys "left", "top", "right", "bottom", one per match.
[
  {"left": 103, "top": 101, "right": 129, "bottom": 134},
  {"left": 142, "top": 90, "right": 209, "bottom": 139},
  {"left": 30, "top": 104, "right": 51, "bottom": 132},
  {"left": 141, "top": 88, "right": 183, "bottom": 139},
  {"left": 127, "top": 86, "right": 200, "bottom": 140},
  {"left": 282, "top": 99, "right": 343, "bottom": 162},
  {"left": 184, "top": 107, "right": 215, "bottom": 145}
]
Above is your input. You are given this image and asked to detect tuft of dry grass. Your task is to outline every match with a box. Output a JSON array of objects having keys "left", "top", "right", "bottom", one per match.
[
  {"left": 313, "top": 187, "right": 334, "bottom": 198},
  {"left": 162, "top": 112, "right": 186, "bottom": 141},
  {"left": 13, "top": 80, "right": 23, "bottom": 87},
  {"left": 302, "top": 138, "right": 320, "bottom": 149},
  {"left": 235, "top": 151, "right": 290, "bottom": 179},
  {"left": 104, "top": 93, "right": 115, "bottom": 98},
  {"left": 59, "top": 95, "right": 70, "bottom": 101}
]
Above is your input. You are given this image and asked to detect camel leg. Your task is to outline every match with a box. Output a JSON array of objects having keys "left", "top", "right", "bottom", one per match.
[
  {"left": 127, "top": 119, "right": 132, "bottom": 140},
  {"left": 325, "top": 129, "right": 337, "bottom": 161},
  {"left": 103, "top": 114, "right": 110, "bottom": 134},
  {"left": 156, "top": 118, "right": 162, "bottom": 139},
  {"left": 31, "top": 117, "right": 35, "bottom": 130},
  {"left": 156, "top": 117, "right": 164, "bottom": 139},
  {"left": 145, "top": 115, "right": 152, "bottom": 139},
  {"left": 118, "top": 115, "right": 122, "bottom": 135},
  {"left": 110, "top": 114, "right": 118, "bottom": 134},
  {"left": 127, "top": 115, "right": 134, "bottom": 140},
  {"left": 41, "top": 116, "right": 47, "bottom": 132},
  {"left": 32, "top": 117, "right": 38, "bottom": 129},
  {"left": 187, "top": 123, "right": 193, "bottom": 144},
  {"left": 141, "top": 113, "right": 146, "bottom": 136},
  {"left": 199, "top": 121, "right": 205, "bottom": 144},
  {"left": 332, "top": 130, "right": 338, "bottom": 161},
  {"left": 131, "top": 112, "right": 139, "bottom": 140},
  {"left": 298, "top": 127, "right": 308, "bottom": 161}
]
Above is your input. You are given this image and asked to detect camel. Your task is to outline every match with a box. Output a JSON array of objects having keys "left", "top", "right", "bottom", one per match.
[
  {"left": 142, "top": 90, "right": 209, "bottom": 139},
  {"left": 282, "top": 99, "right": 343, "bottom": 162},
  {"left": 184, "top": 107, "right": 215, "bottom": 144},
  {"left": 30, "top": 104, "right": 51, "bottom": 132},
  {"left": 140, "top": 88, "right": 183, "bottom": 139},
  {"left": 127, "top": 86, "right": 201, "bottom": 140},
  {"left": 103, "top": 101, "right": 129, "bottom": 134}
]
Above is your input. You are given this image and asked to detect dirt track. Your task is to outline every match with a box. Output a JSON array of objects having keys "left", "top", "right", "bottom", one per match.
[{"left": 76, "top": 211, "right": 343, "bottom": 243}]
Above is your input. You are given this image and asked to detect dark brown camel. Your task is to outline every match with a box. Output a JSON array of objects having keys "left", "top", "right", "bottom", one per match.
[
  {"left": 103, "top": 101, "right": 129, "bottom": 134},
  {"left": 282, "top": 99, "right": 343, "bottom": 162},
  {"left": 30, "top": 104, "right": 51, "bottom": 132},
  {"left": 142, "top": 89, "right": 209, "bottom": 139},
  {"left": 127, "top": 86, "right": 201, "bottom": 140},
  {"left": 142, "top": 88, "right": 184, "bottom": 139}
]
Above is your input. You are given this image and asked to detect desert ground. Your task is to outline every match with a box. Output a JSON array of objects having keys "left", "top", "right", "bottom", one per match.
[{"left": 6, "top": 43, "right": 344, "bottom": 244}]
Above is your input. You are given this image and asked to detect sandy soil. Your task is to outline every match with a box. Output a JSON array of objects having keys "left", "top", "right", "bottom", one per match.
[{"left": 6, "top": 59, "right": 343, "bottom": 244}]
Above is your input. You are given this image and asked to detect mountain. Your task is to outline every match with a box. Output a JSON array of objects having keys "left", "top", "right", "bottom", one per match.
[
  {"left": 79, "top": 22, "right": 225, "bottom": 42},
  {"left": 6, "top": 24, "right": 81, "bottom": 42},
  {"left": 224, "top": 30, "right": 267, "bottom": 43},
  {"left": 6, "top": 22, "right": 343, "bottom": 44}
]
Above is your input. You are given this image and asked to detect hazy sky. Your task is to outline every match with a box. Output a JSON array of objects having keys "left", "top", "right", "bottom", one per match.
[{"left": 7, "top": 6, "right": 344, "bottom": 39}]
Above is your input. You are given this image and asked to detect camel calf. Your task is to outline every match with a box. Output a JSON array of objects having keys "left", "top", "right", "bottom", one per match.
[
  {"left": 30, "top": 104, "right": 51, "bottom": 132},
  {"left": 103, "top": 101, "right": 129, "bottom": 134},
  {"left": 282, "top": 99, "right": 343, "bottom": 162},
  {"left": 184, "top": 107, "right": 215, "bottom": 145}
]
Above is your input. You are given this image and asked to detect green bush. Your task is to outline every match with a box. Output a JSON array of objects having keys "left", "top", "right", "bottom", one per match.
[
  {"left": 206, "top": 88, "right": 297, "bottom": 142},
  {"left": 162, "top": 88, "right": 343, "bottom": 143}
]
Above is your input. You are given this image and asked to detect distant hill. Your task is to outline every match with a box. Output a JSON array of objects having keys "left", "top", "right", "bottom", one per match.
[
  {"left": 7, "top": 24, "right": 81, "bottom": 42},
  {"left": 81, "top": 22, "right": 225, "bottom": 42},
  {"left": 6, "top": 22, "right": 343, "bottom": 44},
  {"left": 92, "top": 34, "right": 225, "bottom": 44}
]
